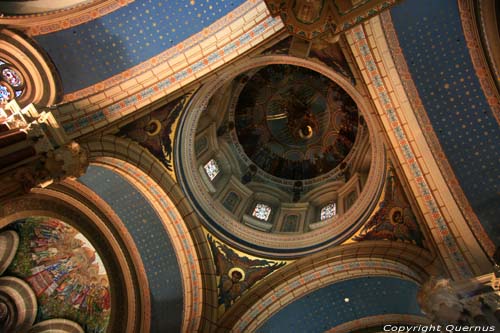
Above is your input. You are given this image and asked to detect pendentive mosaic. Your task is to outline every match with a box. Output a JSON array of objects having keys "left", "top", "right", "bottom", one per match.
[{"left": 207, "top": 234, "right": 286, "bottom": 317}]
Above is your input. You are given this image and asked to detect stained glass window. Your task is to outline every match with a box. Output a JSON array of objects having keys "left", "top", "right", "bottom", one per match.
[
  {"left": 2, "top": 68, "right": 23, "bottom": 87},
  {"left": 320, "top": 202, "right": 337, "bottom": 220},
  {"left": 204, "top": 159, "right": 220, "bottom": 181},
  {"left": 0, "top": 84, "right": 11, "bottom": 103},
  {"left": 252, "top": 203, "right": 272, "bottom": 221},
  {"left": 0, "top": 59, "right": 25, "bottom": 103}
]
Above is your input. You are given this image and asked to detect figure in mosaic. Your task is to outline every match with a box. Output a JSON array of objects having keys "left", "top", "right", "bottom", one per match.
[
  {"left": 353, "top": 166, "right": 425, "bottom": 247},
  {"left": 208, "top": 234, "right": 285, "bottom": 311}
]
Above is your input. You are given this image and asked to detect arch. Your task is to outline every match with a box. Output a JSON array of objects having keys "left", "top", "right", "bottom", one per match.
[
  {"left": 175, "top": 54, "right": 386, "bottom": 257},
  {"left": 80, "top": 135, "right": 216, "bottom": 331},
  {"left": 0, "top": 186, "right": 146, "bottom": 333},
  {"left": 218, "top": 240, "right": 438, "bottom": 332},
  {"left": 0, "top": 28, "right": 62, "bottom": 106}
]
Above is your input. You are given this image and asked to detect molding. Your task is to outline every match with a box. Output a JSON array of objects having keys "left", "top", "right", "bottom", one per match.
[
  {"left": 0, "top": 188, "right": 145, "bottom": 333},
  {"left": 0, "top": 28, "right": 62, "bottom": 106},
  {"left": 345, "top": 16, "right": 492, "bottom": 279},
  {"left": 80, "top": 135, "right": 217, "bottom": 331}
]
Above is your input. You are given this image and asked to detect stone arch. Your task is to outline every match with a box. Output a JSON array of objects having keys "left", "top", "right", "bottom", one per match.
[
  {"left": 218, "top": 240, "right": 438, "bottom": 332},
  {"left": 80, "top": 134, "right": 217, "bottom": 331}
]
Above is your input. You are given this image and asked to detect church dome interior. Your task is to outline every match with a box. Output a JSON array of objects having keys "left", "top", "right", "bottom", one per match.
[
  {"left": 176, "top": 61, "right": 386, "bottom": 257},
  {"left": 0, "top": 0, "right": 499, "bottom": 332}
]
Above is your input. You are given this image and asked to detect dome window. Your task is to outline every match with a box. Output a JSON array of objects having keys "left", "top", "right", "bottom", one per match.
[
  {"left": 252, "top": 203, "right": 272, "bottom": 221},
  {"left": 320, "top": 202, "right": 337, "bottom": 220},
  {"left": 204, "top": 158, "right": 220, "bottom": 181}
]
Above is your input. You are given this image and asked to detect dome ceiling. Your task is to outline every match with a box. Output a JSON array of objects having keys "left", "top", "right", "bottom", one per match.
[
  {"left": 234, "top": 65, "right": 359, "bottom": 180},
  {"left": 175, "top": 59, "right": 386, "bottom": 258}
]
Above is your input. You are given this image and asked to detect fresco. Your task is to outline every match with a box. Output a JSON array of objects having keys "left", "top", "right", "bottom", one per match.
[
  {"left": 234, "top": 64, "right": 359, "bottom": 180},
  {"left": 353, "top": 166, "right": 425, "bottom": 247},
  {"left": 207, "top": 234, "right": 286, "bottom": 316},
  {"left": 4, "top": 216, "right": 110, "bottom": 333}
]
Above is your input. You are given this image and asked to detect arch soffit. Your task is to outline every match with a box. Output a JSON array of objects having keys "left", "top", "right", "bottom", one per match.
[
  {"left": 220, "top": 241, "right": 437, "bottom": 332},
  {"left": 0, "top": 188, "right": 145, "bottom": 333},
  {"left": 80, "top": 135, "right": 216, "bottom": 330},
  {"left": 176, "top": 54, "right": 386, "bottom": 255}
]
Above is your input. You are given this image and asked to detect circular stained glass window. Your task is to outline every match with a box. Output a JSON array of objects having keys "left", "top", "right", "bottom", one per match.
[
  {"left": 2, "top": 68, "right": 23, "bottom": 88},
  {"left": 0, "top": 59, "right": 25, "bottom": 104}
]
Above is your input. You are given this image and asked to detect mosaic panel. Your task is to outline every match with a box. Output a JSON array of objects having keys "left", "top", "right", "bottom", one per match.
[{"left": 3, "top": 217, "right": 110, "bottom": 333}]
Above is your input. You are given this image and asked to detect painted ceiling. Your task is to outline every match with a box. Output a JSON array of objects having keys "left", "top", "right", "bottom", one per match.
[
  {"left": 390, "top": 0, "right": 500, "bottom": 246},
  {"left": 257, "top": 276, "right": 422, "bottom": 332},
  {"left": 2, "top": 216, "right": 110, "bottom": 333},
  {"left": 34, "top": 0, "right": 246, "bottom": 93},
  {"left": 78, "top": 165, "right": 183, "bottom": 333},
  {"left": 234, "top": 64, "right": 359, "bottom": 180}
]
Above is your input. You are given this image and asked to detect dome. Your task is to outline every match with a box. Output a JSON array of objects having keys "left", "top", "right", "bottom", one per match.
[
  {"left": 175, "top": 60, "right": 386, "bottom": 258},
  {"left": 233, "top": 65, "right": 359, "bottom": 180}
]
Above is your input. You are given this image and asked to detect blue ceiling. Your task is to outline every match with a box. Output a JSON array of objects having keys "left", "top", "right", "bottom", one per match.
[
  {"left": 391, "top": 0, "right": 500, "bottom": 246},
  {"left": 34, "top": 0, "right": 246, "bottom": 93},
  {"left": 257, "top": 276, "right": 422, "bottom": 332},
  {"left": 78, "top": 165, "right": 183, "bottom": 333}
]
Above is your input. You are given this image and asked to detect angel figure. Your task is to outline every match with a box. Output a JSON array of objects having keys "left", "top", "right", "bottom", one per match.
[{"left": 208, "top": 235, "right": 285, "bottom": 310}]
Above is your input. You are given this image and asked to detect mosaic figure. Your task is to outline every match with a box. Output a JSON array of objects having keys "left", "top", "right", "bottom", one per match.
[
  {"left": 353, "top": 166, "right": 425, "bottom": 247},
  {"left": 119, "top": 94, "right": 192, "bottom": 172},
  {"left": 207, "top": 234, "right": 285, "bottom": 311}
]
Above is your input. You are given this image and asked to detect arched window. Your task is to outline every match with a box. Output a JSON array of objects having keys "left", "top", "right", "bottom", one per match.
[
  {"left": 320, "top": 202, "right": 337, "bottom": 220},
  {"left": 204, "top": 158, "right": 220, "bottom": 181},
  {"left": 0, "top": 59, "right": 24, "bottom": 104},
  {"left": 252, "top": 203, "right": 272, "bottom": 221}
]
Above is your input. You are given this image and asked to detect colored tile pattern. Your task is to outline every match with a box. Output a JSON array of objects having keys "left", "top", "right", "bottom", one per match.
[
  {"left": 391, "top": 0, "right": 500, "bottom": 246},
  {"left": 257, "top": 277, "right": 422, "bottom": 333},
  {"left": 35, "top": 0, "right": 246, "bottom": 93},
  {"left": 78, "top": 165, "right": 183, "bottom": 333},
  {"left": 348, "top": 26, "right": 473, "bottom": 278}
]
